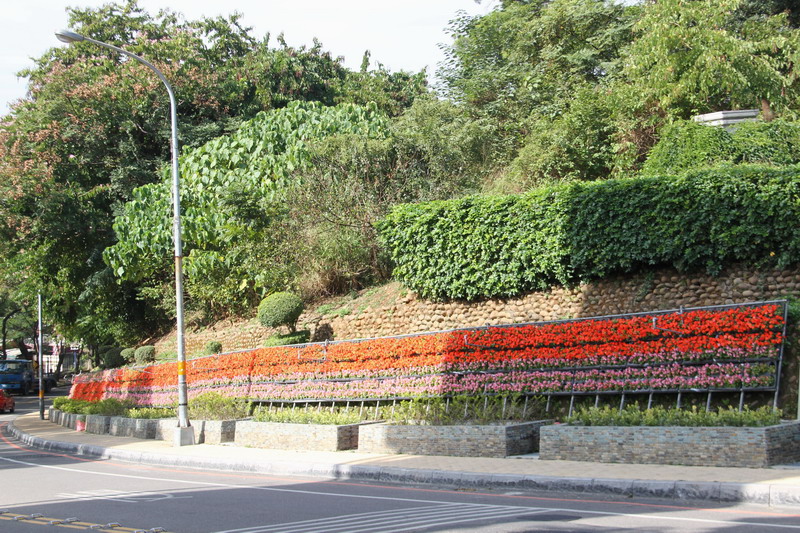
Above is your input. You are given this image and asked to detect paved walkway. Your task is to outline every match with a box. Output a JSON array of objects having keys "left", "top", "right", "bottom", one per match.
[{"left": 6, "top": 413, "right": 800, "bottom": 507}]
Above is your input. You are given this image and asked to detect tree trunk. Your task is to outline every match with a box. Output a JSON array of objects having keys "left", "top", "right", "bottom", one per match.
[
  {"left": 1, "top": 308, "right": 21, "bottom": 360},
  {"left": 761, "top": 98, "right": 776, "bottom": 122}
]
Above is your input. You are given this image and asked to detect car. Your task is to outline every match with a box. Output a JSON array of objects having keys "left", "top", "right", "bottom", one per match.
[{"left": 0, "top": 390, "right": 15, "bottom": 413}]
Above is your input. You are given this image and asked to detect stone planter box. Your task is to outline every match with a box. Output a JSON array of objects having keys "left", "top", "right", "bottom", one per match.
[
  {"left": 155, "top": 419, "right": 237, "bottom": 444},
  {"left": 234, "top": 420, "right": 361, "bottom": 451},
  {"left": 84, "top": 414, "right": 111, "bottom": 435},
  {"left": 540, "top": 421, "right": 800, "bottom": 467},
  {"left": 358, "top": 421, "right": 549, "bottom": 458},
  {"left": 109, "top": 417, "right": 158, "bottom": 439}
]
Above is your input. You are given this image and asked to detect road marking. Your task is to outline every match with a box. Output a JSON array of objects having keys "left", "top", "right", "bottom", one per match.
[
  {"left": 2, "top": 428, "right": 800, "bottom": 532},
  {"left": 55, "top": 489, "right": 193, "bottom": 504},
  {"left": 217, "top": 504, "right": 555, "bottom": 533}
]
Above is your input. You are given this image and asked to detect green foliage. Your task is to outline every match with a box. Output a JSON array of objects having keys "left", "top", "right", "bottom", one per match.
[
  {"left": 568, "top": 404, "right": 782, "bottom": 427},
  {"left": 252, "top": 405, "right": 364, "bottom": 425},
  {"left": 505, "top": 86, "right": 616, "bottom": 189},
  {"left": 134, "top": 345, "right": 156, "bottom": 365},
  {"left": 126, "top": 407, "right": 176, "bottom": 419},
  {"left": 102, "top": 347, "right": 126, "bottom": 369},
  {"left": 106, "top": 101, "right": 389, "bottom": 316},
  {"left": 641, "top": 119, "right": 800, "bottom": 176},
  {"left": 0, "top": 1, "right": 420, "bottom": 345},
  {"left": 440, "top": 0, "right": 633, "bottom": 154},
  {"left": 610, "top": 0, "right": 800, "bottom": 171},
  {"left": 286, "top": 97, "right": 486, "bottom": 298},
  {"left": 379, "top": 166, "right": 800, "bottom": 300},
  {"left": 263, "top": 330, "right": 311, "bottom": 347},
  {"left": 382, "top": 395, "right": 546, "bottom": 425},
  {"left": 120, "top": 348, "right": 136, "bottom": 363},
  {"left": 257, "top": 292, "right": 304, "bottom": 332},
  {"left": 203, "top": 341, "right": 223, "bottom": 355},
  {"left": 188, "top": 392, "right": 249, "bottom": 420},
  {"left": 53, "top": 397, "right": 133, "bottom": 416}
]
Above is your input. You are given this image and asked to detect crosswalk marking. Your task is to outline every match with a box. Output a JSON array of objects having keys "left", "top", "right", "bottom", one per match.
[{"left": 216, "top": 503, "right": 549, "bottom": 533}]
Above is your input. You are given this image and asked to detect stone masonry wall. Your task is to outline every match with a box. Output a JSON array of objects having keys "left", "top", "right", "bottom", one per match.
[
  {"left": 358, "top": 421, "right": 548, "bottom": 458},
  {"left": 539, "top": 421, "right": 800, "bottom": 467},
  {"left": 234, "top": 420, "right": 360, "bottom": 451},
  {"left": 161, "top": 264, "right": 800, "bottom": 356},
  {"left": 321, "top": 266, "right": 800, "bottom": 341}
]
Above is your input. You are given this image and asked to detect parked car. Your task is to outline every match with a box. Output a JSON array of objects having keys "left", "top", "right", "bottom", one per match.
[{"left": 0, "top": 390, "right": 15, "bottom": 413}]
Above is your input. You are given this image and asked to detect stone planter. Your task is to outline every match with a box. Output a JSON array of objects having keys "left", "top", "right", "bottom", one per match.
[
  {"left": 540, "top": 421, "right": 800, "bottom": 467},
  {"left": 234, "top": 420, "right": 362, "bottom": 451},
  {"left": 84, "top": 414, "right": 111, "bottom": 435},
  {"left": 109, "top": 416, "right": 158, "bottom": 439},
  {"left": 155, "top": 419, "right": 237, "bottom": 444},
  {"left": 358, "top": 421, "right": 549, "bottom": 458}
]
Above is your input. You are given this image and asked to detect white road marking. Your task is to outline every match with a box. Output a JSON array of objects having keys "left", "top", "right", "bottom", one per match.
[{"left": 1, "top": 451, "right": 799, "bottom": 531}]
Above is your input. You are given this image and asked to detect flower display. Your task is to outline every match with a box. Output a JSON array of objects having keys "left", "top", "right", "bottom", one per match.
[{"left": 71, "top": 303, "right": 786, "bottom": 406}]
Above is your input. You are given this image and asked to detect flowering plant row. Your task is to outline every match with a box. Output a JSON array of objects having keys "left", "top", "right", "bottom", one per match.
[{"left": 71, "top": 303, "right": 786, "bottom": 405}]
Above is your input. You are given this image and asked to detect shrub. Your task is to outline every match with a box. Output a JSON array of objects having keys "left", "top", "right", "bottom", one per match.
[
  {"left": 102, "top": 348, "right": 126, "bottom": 369},
  {"left": 188, "top": 392, "right": 250, "bottom": 420},
  {"left": 263, "top": 330, "right": 311, "bottom": 347},
  {"left": 382, "top": 395, "right": 546, "bottom": 425},
  {"left": 120, "top": 348, "right": 136, "bottom": 363},
  {"left": 257, "top": 292, "right": 304, "bottom": 332},
  {"left": 641, "top": 119, "right": 800, "bottom": 176},
  {"left": 53, "top": 398, "right": 133, "bottom": 416},
  {"left": 134, "top": 345, "right": 157, "bottom": 365},
  {"left": 568, "top": 405, "right": 781, "bottom": 427},
  {"left": 53, "top": 397, "right": 92, "bottom": 413},
  {"left": 378, "top": 165, "right": 800, "bottom": 300},
  {"left": 203, "top": 341, "right": 223, "bottom": 355},
  {"left": 83, "top": 398, "right": 133, "bottom": 416},
  {"left": 127, "top": 407, "right": 176, "bottom": 419},
  {"left": 252, "top": 405, "right": 364, "bottom": 425}
]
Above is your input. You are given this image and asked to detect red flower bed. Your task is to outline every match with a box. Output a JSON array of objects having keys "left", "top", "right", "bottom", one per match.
[{"left": 70, "top": 303, "right": 786, "bottom": 405}]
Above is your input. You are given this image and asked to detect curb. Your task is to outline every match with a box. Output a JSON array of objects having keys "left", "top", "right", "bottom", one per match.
[{"left": 7, "top": 422, "right": 800, "bottom": 507}]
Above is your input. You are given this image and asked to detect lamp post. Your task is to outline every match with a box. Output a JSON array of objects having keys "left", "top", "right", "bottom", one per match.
[{"left": 55, "top": 30, "right": 193, "bottom": 445}]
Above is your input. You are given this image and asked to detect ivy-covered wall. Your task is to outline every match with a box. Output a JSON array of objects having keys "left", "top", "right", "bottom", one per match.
[{"left": 378, "top": 165, "right": 800, "bottom": 301}]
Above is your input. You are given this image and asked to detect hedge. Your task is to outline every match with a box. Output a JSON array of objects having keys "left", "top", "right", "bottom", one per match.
[{"left": 378, "top": 165, "right": 800, "bottom": 301}]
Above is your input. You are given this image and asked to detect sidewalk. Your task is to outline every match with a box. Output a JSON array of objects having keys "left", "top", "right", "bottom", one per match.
[{"left": 7, "top": 412, "right": 800, "bottom": 507}]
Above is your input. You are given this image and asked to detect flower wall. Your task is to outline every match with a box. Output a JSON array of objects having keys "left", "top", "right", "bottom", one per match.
[{"left": 71, "top": 302, "right": 787, "bottom": 406}]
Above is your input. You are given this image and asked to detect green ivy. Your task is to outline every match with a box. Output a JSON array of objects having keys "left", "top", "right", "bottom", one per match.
[{"left": 378, "top": 165, "right": 800, "bottom": 301}]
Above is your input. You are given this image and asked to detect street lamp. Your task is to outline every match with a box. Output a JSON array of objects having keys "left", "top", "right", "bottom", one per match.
[{"left": 56, "top": 29, "right": 194, "bottom": 446}]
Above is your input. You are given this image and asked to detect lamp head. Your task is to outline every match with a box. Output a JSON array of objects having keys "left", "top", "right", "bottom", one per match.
[{"left": 55, "top": 30, "right": 85, "bottom": 44}]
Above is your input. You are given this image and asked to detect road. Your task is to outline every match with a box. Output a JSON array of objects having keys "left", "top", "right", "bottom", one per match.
[{"left": 2, "top": 395, "right": 800, "bottom": 532}]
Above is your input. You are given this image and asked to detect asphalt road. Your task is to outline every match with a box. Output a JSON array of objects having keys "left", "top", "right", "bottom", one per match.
[{"left": 2, "top": 395, "right": 800, "bottom": 533}]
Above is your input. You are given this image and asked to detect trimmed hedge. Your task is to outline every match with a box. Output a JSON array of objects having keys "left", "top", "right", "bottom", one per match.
[
  {"left": 257, "top": 292, "right": 304, "bottom": 332},
  {"left": 134, "top": 345, "right": 156, "bottom": 365},
  {"left": 378, "top": 165, "right": 800, "bottom": 300}
]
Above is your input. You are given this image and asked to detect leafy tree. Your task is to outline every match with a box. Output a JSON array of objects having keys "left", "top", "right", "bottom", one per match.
[
  {"left": 105, "top": 101, "right": 389, "bottom": 315},
  {"left": 440, "top": 0, "right": 634, "bottom": 161},
  {"left": 611, "top": 0, "right": 800, "bottom": 172},
  {"left": 0, "top": 0, "right": 426, "bottom": 342}
]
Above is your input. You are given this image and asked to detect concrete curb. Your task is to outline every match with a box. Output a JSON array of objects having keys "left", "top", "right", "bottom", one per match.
[{"left": 7, "top": 422, "right": 800, "bottom": 507}]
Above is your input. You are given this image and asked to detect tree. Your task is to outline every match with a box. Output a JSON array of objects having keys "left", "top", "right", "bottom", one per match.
[
  {"left": 0, "top": 0, "right": 428, "bottom": 342},
  {"left": 440, "top": 0, "right": 634, "bottom": 157},
  {"left": 611, "top": 0, "right": 800, "bottom": 171}
]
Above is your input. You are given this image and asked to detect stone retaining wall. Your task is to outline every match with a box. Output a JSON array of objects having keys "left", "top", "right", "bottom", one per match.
[
  {"left": 539, "top": 422, "right": 800, "bottom": 467},
  {"left": 357, "top": 421, "right": 549, "bottom": 458},
  {"left": 158, "top": 264, "right": 800, "bottom": 354},
  {"left": 234, "top": 420, "right": 361, "bottom": 451}
]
